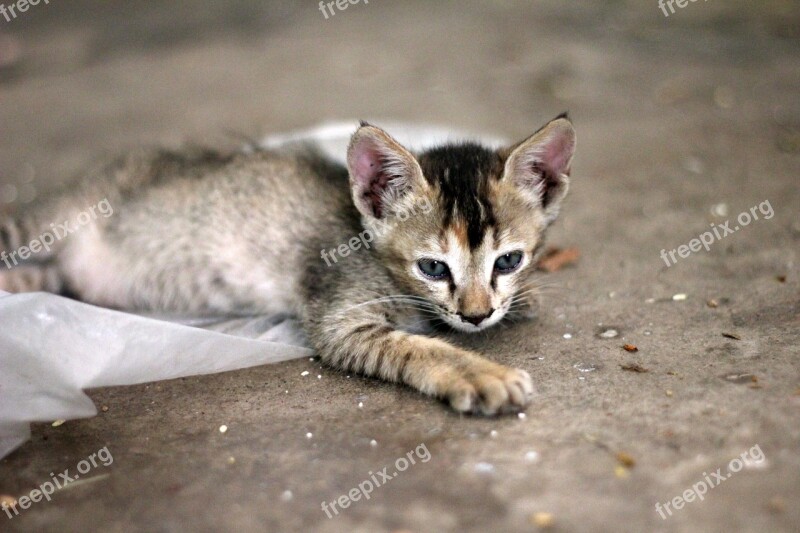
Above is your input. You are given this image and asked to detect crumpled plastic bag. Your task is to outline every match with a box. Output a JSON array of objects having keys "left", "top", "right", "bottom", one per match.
[{"left": 0, "top": 121, "right": 504, "bottom": 459}]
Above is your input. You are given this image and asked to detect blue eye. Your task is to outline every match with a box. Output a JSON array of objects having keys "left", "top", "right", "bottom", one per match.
[
  {"left": 494, "top": 251, "right": 523, "bottom": 273},
  {"left": 418, "top": 259, "right": 450, "bottom": 280}
]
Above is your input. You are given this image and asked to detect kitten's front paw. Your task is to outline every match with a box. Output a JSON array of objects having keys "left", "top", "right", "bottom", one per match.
[{"left": 446, "top": 364, "right": 534, "bottom": 416}]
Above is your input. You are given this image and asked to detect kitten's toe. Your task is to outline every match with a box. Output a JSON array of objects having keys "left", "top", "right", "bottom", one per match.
[{"left": 446, "top": 366, "right": 534, "bottom": 415}]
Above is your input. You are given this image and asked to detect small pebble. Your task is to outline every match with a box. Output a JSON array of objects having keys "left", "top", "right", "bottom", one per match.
[
  {"left": 665, "top": 390, "right": 674, "bottom": 397},
  {"left": 306, "top": 432, "right": 313, "bottom": 439},
  {"left": 672, "top": 293, "right": 687, "bottom": 301},
  {"left": 0, "top": 494, "right": 17, "bottom": 509},
  {"left": 317, "top": 374, "right": 322, "bottom": 379},
  {"left": 525, "top": 451, "right": 540, "bottom": 463},
  {"left": 358, "top": 402, "right": 364, "bottom": 408},
  {"left": 101, "top": 405, "right": 109, "bottom": 412},
  {"left": 474, "top": 462, "right": 495, "bottom": 474},
  {"left": 711, "top": 203, "right": 729, "bottom": 217},
  {"left": 614, "top": 465, "right": 630, "bottom": 478},
  {"left": 219, "top": 425, "right": 228, "bottom": 434},
  {"left": 490, "top": 430, "right": 498, "bottom": 438},
  {"left": 530, "top": 512, "right": 555, "bottom": 528},
  {"left": 370, "top": 439, "right": 378, "bottom": 447},
  {"left": 563, "top": 333, "right": 573, "bottom": 339},
  {"left": 227, "top": 456, "right": 236, "bottom": 465},
  {"left": 281, "top": 490, "right": 293, "bottom": 502},
  {"left": 599, "top": 329, "right": 619, "bottom": 339},
  {"left": 301, "top": 371, "right": 310, "bottom": 377},
  {"left": 518, "top": 413, "right": 526, "bottom": 420},
  {"left": 52, "top": 420, "right": 65, "bottom": 427},
  {"left": 707, "top": 299, "right": 719, "bottom": 308}
]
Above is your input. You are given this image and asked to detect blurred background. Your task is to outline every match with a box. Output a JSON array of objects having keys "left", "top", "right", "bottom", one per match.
[
  {"left": 0, "top": 0, "right": 798, "bottom": 203},
  {"left": 1, "top": 1, "right": 798, "bottom": 532}
]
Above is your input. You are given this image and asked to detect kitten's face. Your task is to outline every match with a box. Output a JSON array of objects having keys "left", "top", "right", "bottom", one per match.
[{"left": 347, "top": 117, "right": 576, "bottom": 332}]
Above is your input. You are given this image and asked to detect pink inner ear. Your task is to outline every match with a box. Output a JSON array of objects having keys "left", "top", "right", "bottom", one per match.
[
  {"left": 352, "top": 140, "right": 392, "bottom": 218},
  {"left": 540, "top": 130, "right": 575, "bottom": 176},
  {"left": 354, "top": 147, "right": 381, "bottom": 187}
]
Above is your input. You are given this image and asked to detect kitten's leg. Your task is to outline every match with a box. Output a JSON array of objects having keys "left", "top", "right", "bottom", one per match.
[
  {"left": 310, "top": 316, "right": 534, "bottom": 414},
  {"left": 0, "top": 265, "right": 64, "bottom": 293}
]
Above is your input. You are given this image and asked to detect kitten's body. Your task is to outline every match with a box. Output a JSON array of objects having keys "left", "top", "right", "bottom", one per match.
[{"left": 0, "top": 117, "right": 576, "bottom": 415}]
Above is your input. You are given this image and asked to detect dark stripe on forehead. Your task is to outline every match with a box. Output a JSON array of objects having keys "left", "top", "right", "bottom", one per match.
[{"left": 418, "top": 143, "right": 503, "bottom": 250}]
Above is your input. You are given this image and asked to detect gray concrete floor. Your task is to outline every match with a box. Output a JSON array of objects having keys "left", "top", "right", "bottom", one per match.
[{"left": 1, "top": 1, "right": 799, "bottom": 531}]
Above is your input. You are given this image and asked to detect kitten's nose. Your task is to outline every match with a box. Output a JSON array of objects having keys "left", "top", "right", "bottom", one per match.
[{"left": 459, "top": 310, "right": 494, "bottom": 326}]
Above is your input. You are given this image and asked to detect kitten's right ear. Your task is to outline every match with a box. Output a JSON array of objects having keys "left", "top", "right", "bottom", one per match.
[{"left": 347, "top": 123, "right": 426, "bottom": 219}]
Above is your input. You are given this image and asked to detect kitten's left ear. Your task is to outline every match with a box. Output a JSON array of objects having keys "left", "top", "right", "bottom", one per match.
[
  {"left": 504, "top": 114, "right": 576, "bottom": 224},
  {"left": 347, "top": 122, "right": 426, "bottom": 220}
]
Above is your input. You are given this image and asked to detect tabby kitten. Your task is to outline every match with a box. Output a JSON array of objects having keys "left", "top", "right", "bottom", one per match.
[{"left": 0, "top": 115, "right": 576, "bottom": 415}]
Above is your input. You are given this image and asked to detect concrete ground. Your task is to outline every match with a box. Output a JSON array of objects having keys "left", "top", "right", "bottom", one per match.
[{"left": 1, "top": 1, "right": 798, "bottom": 531}]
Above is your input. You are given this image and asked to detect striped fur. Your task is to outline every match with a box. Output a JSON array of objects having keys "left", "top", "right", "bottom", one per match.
[{"left": 0, "top": 116, "right": 576, "bottom": 415}]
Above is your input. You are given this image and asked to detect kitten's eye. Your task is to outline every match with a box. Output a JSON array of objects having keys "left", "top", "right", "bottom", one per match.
[
  {"left": 494, "top": 251, "right": 523, "bottom": 273},
  {"left": 417, "top": 259, "right": 451, "bottom": 280}
]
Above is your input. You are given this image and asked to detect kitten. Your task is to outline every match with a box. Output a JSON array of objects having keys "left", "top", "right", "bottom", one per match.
[{"left": 0, "top": 114, "right": 576, "bottom": 415}]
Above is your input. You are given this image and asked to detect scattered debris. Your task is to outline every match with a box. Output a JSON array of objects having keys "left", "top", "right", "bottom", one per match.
[
  {"left": 101, "top": 405, "right": 109, "bottom": 412},
  {"left": 51, "top": 420, "right": 65, "bottom": 427},
  {"left": 530, "top": 512, "right": 555, "bottom": 529},
  {"left": 59, "top": 474, "right": 110, "bottom": 491},
  {"left": 665, "top": 390, "right": 674, "bottom": 397},
  {"left": 219, "top": 425, "right": 228, "bottom": 434},
  {"left": 598, "top": 328, "right": 619, "bottom": 339},
  {"left": 672, "top": 293, "right": 687, "bottom": 301},
  {"left": 0, "top": 494, "right": 17, "bottom": 509},
  {"left": 615, "top": 451, "right": 636, "bottom": 468},
  {"left": 723, "top": 373, "right": 758, "bottom": 385},
  {"left": 621, "top": 363, "right": 649, "bottom": 373},
  {"left": 622, "top": 344, "right": 638, "bottom": 352},
  {"left": 711, "top": 203, "right": 729, "bottom": 217},
  {"left": 722, "top": 332, "right": 742, "bottom": 340},
  {"left": 574, "top": 362, "right": 601, "bottom": 373},
  {"left": 474, "top": 462, "right": 495, "bottom": 474},
  {"left": 538, "top": 247, "right": 580, "bottom": 273}
]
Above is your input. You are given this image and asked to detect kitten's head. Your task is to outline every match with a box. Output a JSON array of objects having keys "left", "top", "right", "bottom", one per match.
[{"left": 346, "top": 115, "right": 575, "bottom": 332}]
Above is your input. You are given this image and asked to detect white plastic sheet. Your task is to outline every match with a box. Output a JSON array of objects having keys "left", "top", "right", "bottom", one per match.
[{"left": 0, "top": 122, "right": 504, "bottom": 459}]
